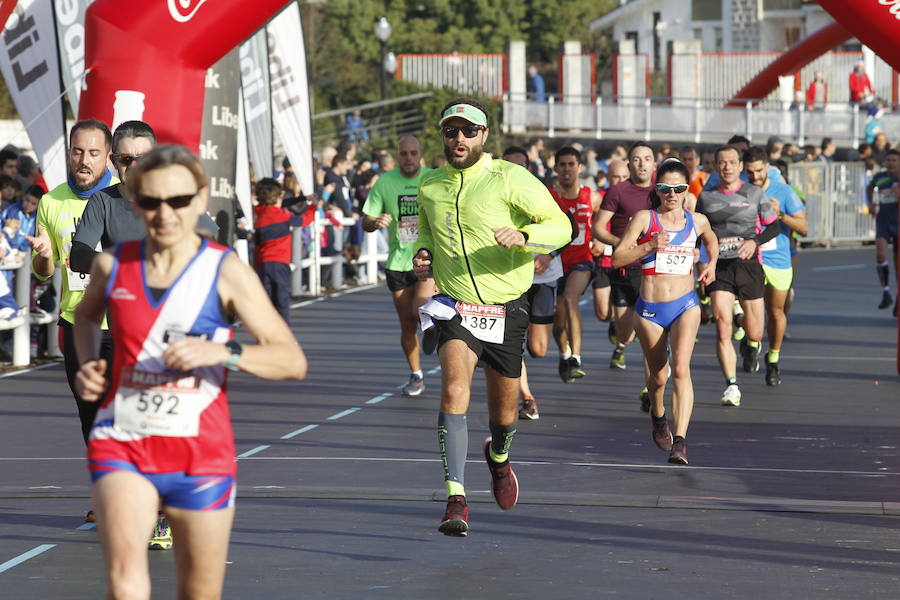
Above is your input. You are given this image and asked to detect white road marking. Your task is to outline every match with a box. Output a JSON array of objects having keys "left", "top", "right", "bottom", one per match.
[
  {"left": 236, "top": 445, "right": 270, "bottom": 458},
  {"left": 327, "top": 408, "right": 361, "bottom": 420},
  {"left": 280, "top": 424, "right": 319, "bottom": 439},
  {"left": 811, "top": 264, "right": 866, "bottom": 272},
  {"left": 0, "top": 544, "right": 56, "bottom": 574},
  {"left": 366, "top": 393, "right": 393, "bottom": 405},
  {"left": 0, "top": 362, "right": 60, "bottom": 379}
]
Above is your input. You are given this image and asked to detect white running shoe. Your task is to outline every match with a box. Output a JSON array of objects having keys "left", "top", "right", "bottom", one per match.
[{"left": 721, "top": 384, "right": 741, "bottom": 407}]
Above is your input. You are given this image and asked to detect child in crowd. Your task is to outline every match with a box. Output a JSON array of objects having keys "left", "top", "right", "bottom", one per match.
[{"left": 252, "top": 178, "right": 316, "bottom": 325}]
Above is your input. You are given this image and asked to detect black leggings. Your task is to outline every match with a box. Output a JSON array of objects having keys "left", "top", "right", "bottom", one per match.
[{"left": 59, "top": 320, "right": 114, "bottom": 444}]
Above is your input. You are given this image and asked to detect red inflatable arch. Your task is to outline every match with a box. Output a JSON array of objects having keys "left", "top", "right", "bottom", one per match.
[
  {"left": 78, "top": 0, "right": 290, "bottom": 149},
  {"left": 731, "top": 1, "right": 900, "bottom": 105}
]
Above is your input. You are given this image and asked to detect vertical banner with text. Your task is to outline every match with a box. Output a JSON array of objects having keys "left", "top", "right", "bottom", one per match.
[
  {"left": 53, "top": 0, "right": 95, "bottom": 115},
  {"left": 200, "top": 48, "right": 241, "bottom": 246},
  {"left": 240, "top": 29, "right": 273, "bottom": 179},
  {"left": 0, "top": 0, "right": 66, "bottom": 187},
  {"left": 267, "top": 1, "right": 313, "bottom": 196}
]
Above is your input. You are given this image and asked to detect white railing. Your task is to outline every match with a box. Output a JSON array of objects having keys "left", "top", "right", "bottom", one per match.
[
  {"left": 789, "top": 161, "right": 874, "bottom": 246},
  {"left": 291, "top": 213, "right": 388, "bottom": 296},
  {"left": 502, "top": 93, "right": 900, "bottom": 146},
  {"left": 0, "top": 264, "right": 59, "bottom": 367}
]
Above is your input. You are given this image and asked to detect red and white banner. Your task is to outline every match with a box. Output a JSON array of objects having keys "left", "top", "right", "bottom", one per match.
[
  {"left": 79, "top": 0, "right": 290, "bottom": 153},
  {"left": 0, "top": 0, "right": 67, "bottom": 187},
  {"left": 267, "top": 1, "right": 313, "bottom": 196}
]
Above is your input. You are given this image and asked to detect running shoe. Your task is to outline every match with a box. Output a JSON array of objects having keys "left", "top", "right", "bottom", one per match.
[
  {"left": 721, "top": 384, "right": 741, "bottom": 407},
  {"left": 651, "top": 415, "right": 673, "bottom": 451},
  {"left": 84, "top": 510, "right": 96, "bottom": 523},
  {"left": 732, "top": 304, "right": 745, "bottom": 340},
  {"left": 519, "top": 395, "right": 540, "bottom": 420},
  {"left": 639, "top": 387, "right": 650, "bottom": 412},
  {"left": 607, "top": 321, "right": 618, "bottom": 345},
  {"left": 567, "top": 357, "right": 585, "bottom": 380},
  {"left": 558, "top": 357, "right": 573, "bottom": 383},
  {"left": 610, "top": 346, "right": 626, "bottom": 370},
  {"left": 878, "top": 290, "right": 893, "bottom": 310},
  {"left": 483, "top": 438, "right": 518, "bottom": 510},
  {"left": 438, "top": 495, "right": 469, "bottom": 537},
  {"left": 402, "top": 373, "right": 425, "bottom": 397},
  {"left": 765, "top": 359, "right": 781, "bottom": 387},
  {"left": 699, "top": 296, "right": 713, "bottom": 325},
  {"left": 740, "top": 339, "right": 760, "bottom": 373},
  {"left": 668, "top": 439, "right": 688, "bottom": 465},
  {"left": 148, "top": 515, "right": 173, "bottom": 551}
]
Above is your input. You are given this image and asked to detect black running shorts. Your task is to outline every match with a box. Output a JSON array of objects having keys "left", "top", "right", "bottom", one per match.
[
  {"left": 707, "top": 258, "right": 765, "bottom": 300},
  {"left": 434, "top": 293, "right": 530, "bottom": 379},
  {"left": 592, "top": 266, "right": 612, "bottom": 290},
  {"left": 385, "top": 269, "right": 418, "bottom": 292},
  {"left": 526, "top": 283, "right": 556, "bottom": 324},
  {"left": 610, "top": 266, "right": 642, "bottom": 307}
]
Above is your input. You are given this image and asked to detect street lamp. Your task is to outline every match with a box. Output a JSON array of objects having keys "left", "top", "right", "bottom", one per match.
[{"left": 374, "top": 17, "right": 392, "bottom": 100}]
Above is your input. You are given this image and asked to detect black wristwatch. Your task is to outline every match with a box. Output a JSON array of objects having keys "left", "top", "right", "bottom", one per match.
[{"left": 223, "top": 340, "right": 243, "bottom": 372}]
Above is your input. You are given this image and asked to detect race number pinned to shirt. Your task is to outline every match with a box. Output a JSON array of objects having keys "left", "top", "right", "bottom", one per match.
[
  {"left": 456, "top": 301, "right": 506, "bottom": 344},
  {"left": 114, "top": 367, "right": 206, "bottom": 437},
  {"left": 718, "top": 236, "right": 744, "bottom": 260},
  {"left": 397, "top": 194, "right": 420, "bottom": 243},
  {"left": 65, "top": 258, "right": 91, "bottom": 291},
  {"left": 655, "top": 245, "right": 693, "bottom": 274}
]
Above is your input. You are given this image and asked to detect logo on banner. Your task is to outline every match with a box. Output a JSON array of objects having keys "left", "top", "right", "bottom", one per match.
[
  {"left": 878, "top": 0, "right": 900, "bottom": 17},
  {"left": 168, "top": 0, "right": 207, "bottom": 23}
]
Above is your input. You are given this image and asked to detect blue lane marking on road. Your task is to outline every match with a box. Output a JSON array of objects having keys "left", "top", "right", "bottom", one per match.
[
  {"left": 327, "top": 408, "right": 361, "bottom": 420},
  {"left": 811, "top": 263, "right": 866, "bottom": 272},
  {"left": 237, "top": 445, "right": 270, "bottom": 459},
  {"left": 76, "top": 523, "right": 95, "bottom": 531},
  {"left": 280, "top": 424, "right": 319, "bottom": 440},
  {"left": 0, "top": 544, "right": 56, "bottom": 574},
  {"left": 366, "top": 393, "right": 393, "bottom": 405},
  {"left": 426, "top": 366, "right": 441, "bottom": 375}
]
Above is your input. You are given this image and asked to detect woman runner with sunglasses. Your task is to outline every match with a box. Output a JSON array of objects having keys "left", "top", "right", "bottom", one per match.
[
  {"left": 73, "top": 145, "right": 307, "bottom": 598},
  {"left": 613, "top": 159, "right": 718, "bottom": 464}
]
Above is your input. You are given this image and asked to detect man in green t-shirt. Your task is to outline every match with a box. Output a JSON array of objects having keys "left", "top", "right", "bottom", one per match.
[
  {"left": 362, "top": 135, "right": 435, "bottom": 396},
  {"left": 26, "top": 119, "right": 116, "bottom": 462}
]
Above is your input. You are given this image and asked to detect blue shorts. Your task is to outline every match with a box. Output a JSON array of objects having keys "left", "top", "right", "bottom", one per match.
[
  {"left": 636, "top": 290, "right": 700, "bottom": 330},
  {"left": 876, "top": 203, "right": 898, "bottom": 241},
  {"left": 90, "top": 459, "right": 236, "bottom": 511}
]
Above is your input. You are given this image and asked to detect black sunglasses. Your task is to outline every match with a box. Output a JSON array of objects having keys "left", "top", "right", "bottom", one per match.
[
  {"left": 113, "top": 153, "right": 144, "bottom": 166},
  {"left": 441, "top": 125, "right": 485, "bottom": 139},
  {"left": 655, "top": 183, "right": 689, "bottom": 194},
  {"left": 136, "top": 193, "right": 196, "bottom": 211}
]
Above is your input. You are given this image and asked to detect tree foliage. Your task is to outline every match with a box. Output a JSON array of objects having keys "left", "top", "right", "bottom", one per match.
[{"left": 302, "top": 0, "right": 616, "bottom": 112}]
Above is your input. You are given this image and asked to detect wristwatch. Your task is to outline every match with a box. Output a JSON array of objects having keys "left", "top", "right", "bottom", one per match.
[{"left": 223, "top": 340, "right": 243, "bottom": 372}]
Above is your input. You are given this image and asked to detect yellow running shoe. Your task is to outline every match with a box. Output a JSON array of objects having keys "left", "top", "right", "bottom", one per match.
[{"left": 148, "top": 515, "right": 173, "bottom": 551}]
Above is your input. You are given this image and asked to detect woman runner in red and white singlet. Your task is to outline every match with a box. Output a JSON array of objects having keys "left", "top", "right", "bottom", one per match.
[
  {"left": 73, "top": 145, "right": 306, "bottom": 599},
  {"left": 613, "top": 159, "right": 717, "bottom": 465}
]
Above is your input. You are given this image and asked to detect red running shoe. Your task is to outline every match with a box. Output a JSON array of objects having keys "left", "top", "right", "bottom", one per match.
[
  {"left": 483, "top": 437, "right": 518, "bottom": 510},
  {"left": 438, "top": 495, "right": 469, "bottom": 537}
]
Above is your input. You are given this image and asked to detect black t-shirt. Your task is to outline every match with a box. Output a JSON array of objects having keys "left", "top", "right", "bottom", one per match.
[{"left": 70, "top": 184, "right": 144, "bottom": 273}]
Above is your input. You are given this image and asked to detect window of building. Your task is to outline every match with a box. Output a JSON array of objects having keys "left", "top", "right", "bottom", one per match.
[{"left": 692, "top": 0, "right": 722, "bottom": 21}]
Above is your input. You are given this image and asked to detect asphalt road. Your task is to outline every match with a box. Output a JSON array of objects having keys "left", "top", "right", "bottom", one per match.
[{"left": 0, "top": 247, "right": 898, "bottom": 599}]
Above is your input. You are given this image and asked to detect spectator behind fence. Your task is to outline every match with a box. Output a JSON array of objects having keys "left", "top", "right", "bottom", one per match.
[
  {"left": 346, "top": 110, "right": 369, "bottom": 143},
  {"left": 806, "top": 72, "right": 827, "bottom": 110},
  {"left": 253, "top": 178, "right": 315, "bottom": 324},
  {"left": 865, "top": 105, "right": 885, "bottom": 144},
  {"left": 849, "top": 60, "right": 874, "bottom": 107},
  {"left": 527, "top": 65, "right": 546, "bottom": 102},
  {"left": 17, "top": 154, "right": 45, "bottom": 193},
  {"left": 871, "top": 132, "right": 890, "bottom": 166},
  {"left": 818, "top": 137, "right": 836, "bottom": 163}
]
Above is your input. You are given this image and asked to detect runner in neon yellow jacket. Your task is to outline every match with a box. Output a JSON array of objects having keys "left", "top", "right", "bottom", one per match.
[{"left": 415, "top": 152, "right": 571, "bottom": 305}]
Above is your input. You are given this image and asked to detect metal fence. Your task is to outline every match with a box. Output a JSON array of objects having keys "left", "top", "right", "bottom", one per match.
[
  {"left": 396, "top": 53, "right": 506, "bottom": 99},
  {"left": 788, "top": 161, "right": 873, "bottom": 245},
  {"left": 502, "top": 93, "right": 900, "bottom": 146},
  {"left": 671, "top": 52, "right": 897, "bottom": 108}
]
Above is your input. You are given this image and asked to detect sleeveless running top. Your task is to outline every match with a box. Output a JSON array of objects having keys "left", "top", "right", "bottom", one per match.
[
  {"left": 550, "top": 186, "right": 593, "bottom": 270},
  {"left": 88, "top": 238, "right": 237, "bottom": 475},
  {"left": 638, "top": 209, "right": 698, "bottom": 276}
]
